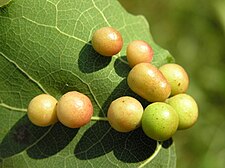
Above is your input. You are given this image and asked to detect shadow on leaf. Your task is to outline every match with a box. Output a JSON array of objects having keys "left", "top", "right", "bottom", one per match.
[
  {"left": 162, "top": 138, "right": 173, "bottom": 149},
  {"left": 78, "top": 43, "right": 112, "bottom": 73},
  {"left": 74, "top": 78, "right": 156, "bottom": 163},
  {"left": 98, "top": 78, "right": 150, "bottom": 117},
  {"left": 74, "top": 121, "right": 157, "bottom": 163},
  {"left": 27, "top": 122, "right": 79, "bottom": 159},
  {"left": 113, "top": 56, "right": 131, "bottom": 78},
  {"left": 0, "top": 115, "right": 79, "bottom": 159},
  {"left": 0, "top": 115, "right": 49, "bottom": 158}
]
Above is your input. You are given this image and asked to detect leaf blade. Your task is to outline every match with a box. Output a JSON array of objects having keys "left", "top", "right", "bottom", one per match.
[{"left": 0, "top": 0, "right": 175, "bottom": 167}]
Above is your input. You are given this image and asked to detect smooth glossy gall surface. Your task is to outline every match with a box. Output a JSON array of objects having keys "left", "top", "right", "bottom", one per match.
[
  {"left": 166, "top": 93, "right": 198, "bottom": 130},
  {"left": 92, "top": 27, "right": 123, "bottom": 56},
  {"left": 107, "top": 96, "right": 143, "bottom": 132},
  {"left": 142, "top": 102, "right": 179, "bottom": 141},
  {"left": 27, "top": 94, "right": 58, "bottom": 127},
  {"left": 127, "top": 63, "right": 171, "bottom": 102},
  {"left": 57, "top": 91, "right": 93, "bottom": 128},
  {"left": 159, "top": 63, "right": 189, "bottom": 96},
  {"left": 126, "top": 40, "right": 153, "bottom": 67}
]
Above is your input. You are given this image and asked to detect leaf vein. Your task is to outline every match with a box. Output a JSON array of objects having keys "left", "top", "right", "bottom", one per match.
[
  {"left": 65, "top": 70, "right": 104, "bottom": 116},
  {"left": 91, "top": 0, "right": 111, "bottom": 27},
  {"left": 138, "top": 142, "right": 162, "bottom": 168},
  {"left": 22, "top": 16, "right": 89, "bottom": 45},
  {"left": 0, "top": 52, "right": 49, "bottom": 94},
  {"left": 0, "top": 102, "right": 27, "bottom": 112},
  {"left": 23, "top": 125, "right": 55, "bottom": 152}
]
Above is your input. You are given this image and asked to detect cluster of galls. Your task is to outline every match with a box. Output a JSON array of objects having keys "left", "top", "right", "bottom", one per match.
[
  {"left": 27, "top": 91, "right": 93, "bottom": 128},
  {"left": 92, "top": 27, "right": 198, "bottom": 141},
  {"left": 27, "top": 27, "right": 198, "bottom": 142}
]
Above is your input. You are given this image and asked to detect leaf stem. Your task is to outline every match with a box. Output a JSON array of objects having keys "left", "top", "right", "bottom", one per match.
[
  {"left": 138, "top": 142, "right": 162, "bottom": 168},
  {"left": 91, "top": 116, "right": 108, "bottom": 121}
]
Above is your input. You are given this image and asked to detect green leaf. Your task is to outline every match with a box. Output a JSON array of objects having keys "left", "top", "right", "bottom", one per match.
[
  {"left": 0, "top": 0, "right": 11, "bottom": 8},
  {"left": 0, "top": 0, "right": 175, "bottom": 167}
]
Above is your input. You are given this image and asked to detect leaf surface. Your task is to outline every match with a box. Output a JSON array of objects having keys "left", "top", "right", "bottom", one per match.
[{"left": 0, "top": 0, "right": 175, "bottom": 167}]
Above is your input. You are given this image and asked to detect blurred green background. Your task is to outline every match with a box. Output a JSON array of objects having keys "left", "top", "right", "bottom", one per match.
[{"left": 118, "top": 0, "right": 225, "bottom": 168}]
